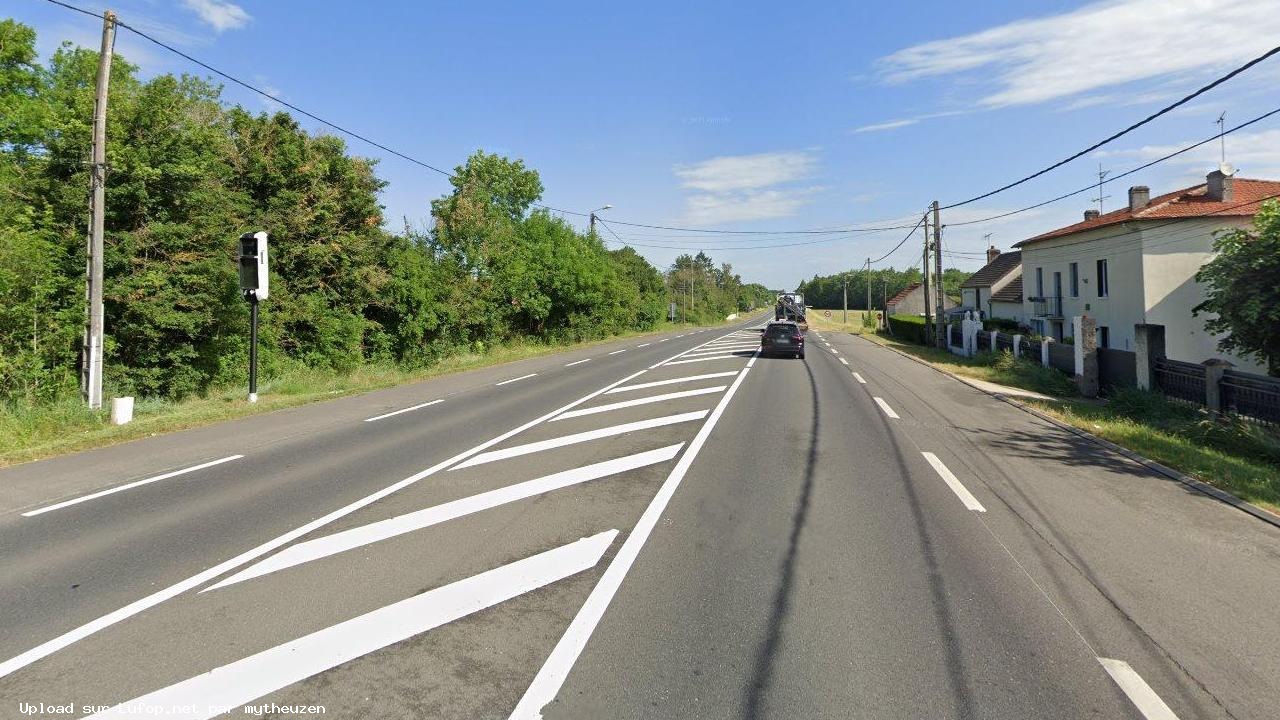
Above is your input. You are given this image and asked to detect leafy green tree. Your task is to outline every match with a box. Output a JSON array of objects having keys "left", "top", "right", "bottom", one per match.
[{"left": 1195, "top": 200, "right": 1280, "bottom": 376}]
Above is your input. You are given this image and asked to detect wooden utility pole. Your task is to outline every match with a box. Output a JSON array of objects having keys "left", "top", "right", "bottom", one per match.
[
  {"left": 921, "top": 211, "right": 932, "bottom": 345},
  {"left": 842, "top": 275, "right": 847, "bottom": 324},
  {"left": 932, "top": 200, "right": 945, "bottom": 347},
  {"left": 864, "top": 259, "right": 871, "bottom": 325},
  {"left": 82, "top": 10, "right": 115, "bottom": 410}
]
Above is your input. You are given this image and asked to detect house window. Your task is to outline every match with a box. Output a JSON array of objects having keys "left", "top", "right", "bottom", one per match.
[
  {"left": 1097, "top": 326, "right": 1109, "bottom": 349},
  {"left": 1035, "top": 267, "right": 1043, "bottom": 297},
  {"left": 1069, "top": 262, "right": 1079, "bottom": 297},
  {"left": 1096, "top": 259, "right": 1109, "bottom": 298}
]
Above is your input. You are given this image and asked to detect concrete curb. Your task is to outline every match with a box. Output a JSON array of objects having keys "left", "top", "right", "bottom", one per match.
[{"left": 854, "top": 333, "right": 1280, "bottom": 531}]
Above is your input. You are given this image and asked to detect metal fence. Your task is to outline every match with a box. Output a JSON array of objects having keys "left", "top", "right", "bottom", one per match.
[
  {"left": 1047, "top": 342, "right": 1075, "bottom": 375},
  {"left": 975, "top": 330, "right": 991, "bottom": 350},
  {"left": 1221, "top": 370, "right": 1280, "bottom": 426},
  {"left": 949, "top": 325, "right": 961, "bottom": 347},
  {"left": 1098, "top": 348, "right": 1137, "bottom": 391},
  {"left": 996, "top": 333, "right": 1015, "bottom": 353},
  {"left": 1153, "top": 358, "right": 1206, "bottom": 405}
]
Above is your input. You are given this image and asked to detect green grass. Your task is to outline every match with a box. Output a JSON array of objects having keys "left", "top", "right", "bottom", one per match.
[
  {"left": 865, "top": 333, "right": 1280, "bottom": 514},
  {"left": 0, "top": 319, "right": 729, "bottom": 468},
  {"left": 807, "top": 309, "right": 878, "bottom": 335}
]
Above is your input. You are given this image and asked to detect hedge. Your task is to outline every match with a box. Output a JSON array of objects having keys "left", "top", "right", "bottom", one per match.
[{"left": 887, "top": 314, "right": 927, "bottom": 344}]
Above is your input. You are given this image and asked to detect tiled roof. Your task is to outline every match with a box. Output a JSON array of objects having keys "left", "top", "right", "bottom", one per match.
[
  {"left": 989, "top": 274, "right": 1023, "bottom": 304},
  {"left": 960, "top": 251, "right": 1021, "bottom": 288},
  {"left": 1014, "top": 177, "right": 1280, "bottom": 247},
  {"left": 886, "top": 282, "right": 920, "bottom": 306}
]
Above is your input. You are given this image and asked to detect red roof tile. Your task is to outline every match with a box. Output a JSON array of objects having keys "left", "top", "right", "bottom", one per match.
[
  {"left": 1014, "top": 177, "right": 1280, "bottom": 247},
  {"left": 886, "top": 282, "right": 920, "bottom": 306}
]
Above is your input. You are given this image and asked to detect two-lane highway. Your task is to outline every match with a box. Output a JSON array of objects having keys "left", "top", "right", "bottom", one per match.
[{"left": 2, "top": 317, "right": 1278, "bottom": 719}]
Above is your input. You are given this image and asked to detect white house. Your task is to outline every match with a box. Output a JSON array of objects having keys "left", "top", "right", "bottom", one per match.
[
  {"left": 1013, "top": 168, "right": 1277, "bottom": 373},
  {"left": 958, "top": 247, "right": 1022, "bottom": 321}
]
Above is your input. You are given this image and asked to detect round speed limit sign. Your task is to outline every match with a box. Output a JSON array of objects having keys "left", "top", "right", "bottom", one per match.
[{"left": 824, "top": 310, "right": 831, "bottom": 318}]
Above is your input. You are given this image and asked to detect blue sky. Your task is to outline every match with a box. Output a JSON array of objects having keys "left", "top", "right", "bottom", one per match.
[{"left": 10, "top": 0, "right": 1280, "bottom": 290}]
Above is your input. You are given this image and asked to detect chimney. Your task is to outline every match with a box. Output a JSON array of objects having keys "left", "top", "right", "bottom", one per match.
[
  {"left": 1206, "top": 165, "right": 1235, "bottom": 202},
  {"left": 1084, "top": 209, "right": 1100, "bottom": 221},
  {"left": 1128, "top": 185, "right": 1150, "bottom": 212},
  {"left": 986, "top": 246, "right": 1000, "bottom": 264}
]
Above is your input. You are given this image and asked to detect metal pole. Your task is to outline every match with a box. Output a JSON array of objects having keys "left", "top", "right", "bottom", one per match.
[
  {"left": 589, "top": 212, "right": 596, "bottom": 235},
  {"left": 932, "top": 200, "right": 945, "bottom": 348},
  {"left": 82, "top": 10, "right": 115, "bottom": 410},
  {"left": 248, "top": 294, "right": 259, "bottom": 402}
]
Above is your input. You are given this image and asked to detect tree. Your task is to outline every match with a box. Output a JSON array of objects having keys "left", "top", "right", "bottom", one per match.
[{"left": 1194, "top": 200, "right": 1280, "bottom": 376}]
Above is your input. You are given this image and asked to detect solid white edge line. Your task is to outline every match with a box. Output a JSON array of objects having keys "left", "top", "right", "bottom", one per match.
[
  {"left": 552, "top": 386, "right": 726, "bottom": 421},
  {"left": 564, "top": 359, "right": 591, "bottom": 367},
  {"left": 496, "top": 373, "right": 538, "bottom": 386},
  {"left": 22, "top": 455, "right": 245, "bottom": 518},
  {"left": 920, "top": 452, "right": 987, "bottom": 513},
  {"left": 363, "top": 398, "right": 443, "bottom": 423},
  {"left": 873, "top": 397, "right": 900, "bottom": 419},
  {"left": 91, "top": 531, "right": 619, "bottom": 720},
  {"left": 509, "top": 354, "right": 758, "bottom": 720},
  {"left": 605, "top": 371, "right": 737, "bottom": 394},
  {"left": 0, "top": 366, "right": 650, "bottom": 680},
  {"left": 206, "top": 445, "right": 683, "bottom": 590},
  {"left": 839, "top": 358, "right": 849, "bottom": 366},
  {"left": 1097, "top": 658, "right": 1181, "bottom": 720},
  {"left": 852, "top": 372, "right": 866, "bottom": 383},
  {"left": 451, "top": 411, "right": 708, "bottom": 470}
]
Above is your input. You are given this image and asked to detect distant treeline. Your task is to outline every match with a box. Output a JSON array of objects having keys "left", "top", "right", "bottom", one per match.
[
  {"left": 797, "top": 266, "right": 970, "bottom": 310},
  {"left": 0, "top": 20, "right": 772, "bottom": 404}
]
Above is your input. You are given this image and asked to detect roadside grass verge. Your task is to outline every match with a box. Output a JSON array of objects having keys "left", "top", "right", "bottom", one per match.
[
  {"left": 864, "top": 332, "right": 1280, "bottom": 515},
  {"left": 807, "top": 309, "right": 877, "bottom": 335},
  {"left": 0, "top": 320, "right": 727, "bottom": 468}
]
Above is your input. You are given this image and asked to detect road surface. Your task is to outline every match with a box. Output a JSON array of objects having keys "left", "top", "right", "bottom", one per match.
[{"left": 2, "top": 317, "right": 1278, "bottom": 719}]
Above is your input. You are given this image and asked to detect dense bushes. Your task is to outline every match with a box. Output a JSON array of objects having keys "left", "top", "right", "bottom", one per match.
[
  {"left": 886, "top": 314, "right": 927, "bottom": 344},
  {"left": 0, "top": 20, "right": 761, "bottom": 406}
]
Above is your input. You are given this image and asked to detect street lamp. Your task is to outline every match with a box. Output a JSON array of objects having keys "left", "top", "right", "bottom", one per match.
[{"left": 589, "top": 204, "right": 613, "bottom": 234}]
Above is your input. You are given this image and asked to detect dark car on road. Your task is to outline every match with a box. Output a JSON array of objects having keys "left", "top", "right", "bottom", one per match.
[{"left": 760, "top": 320, "right": 804, "bottom": 359}]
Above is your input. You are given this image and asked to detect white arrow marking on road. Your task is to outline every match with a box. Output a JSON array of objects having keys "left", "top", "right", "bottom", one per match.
[
  {"left": 607, "top": 371, "right": 737, "bottom": 394},
  {"left": 452, "top": 411, "right": 708, "bottom": 470},
  {"left": 363, "top": 399, "right": 443, "bottom": 423},
  {"left": 873, "top": 397, "right": 900, "bottom": 419},
  {"left": 22, "top": 455, "right": 244, "bottom": 517},
  {"left": 1097, "top": 658, "right": 1181, "bottom": 720},
  {"left": 206, "top": 445, "right": 681, "bottom": 591},
  {"left": 921, "top": 452, "right": 986, "bottom": 513},
  {"left": 553, "top": 386, "right": 725, "bottom": 421},
  {"left": 90, "top": 532, "right": 618, "bottom": 720}
]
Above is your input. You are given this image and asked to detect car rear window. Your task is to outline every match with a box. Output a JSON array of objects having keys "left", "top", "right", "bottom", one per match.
[{"left": 766, "top": 325, "right": 796, "bottom": 338}]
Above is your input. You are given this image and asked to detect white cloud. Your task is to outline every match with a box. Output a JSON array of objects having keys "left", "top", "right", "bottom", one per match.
[
  {"left": 1097, "top": 128, "right": 1280, "bottom": 180},
  {"left": 182, "top": 0, "right": 252, "bottom": 32},
  {"left": 876, "top": 0, "right": 1280, "bottom": 108},
  {"left": 673, "top": 151, "right": 822, "bottom": 224},
  {"left": 855, "top": 118, "right": 918, "bottom": 133},
  {"left": 674, "top": 151, "right": 817, "bottom": 193}
]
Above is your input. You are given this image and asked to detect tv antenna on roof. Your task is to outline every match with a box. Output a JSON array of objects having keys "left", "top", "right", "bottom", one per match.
[
  {"left": 1216, "top": 111, "right": 1227, "bottom": 165},
  {"left": 1091, "top": 162, "right": 1111, "bottom": 214}
]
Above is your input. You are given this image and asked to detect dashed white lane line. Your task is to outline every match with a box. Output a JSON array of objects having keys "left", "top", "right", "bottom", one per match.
[
  {"left": 451, "top": 411, "right": 708, "bottom": 470},
  {"left": 606, "top": 371, "right": 738, "bottom": 394},
  {"left": 873, "top": 397, "right": 900, "bottom": 419},
  {"left": 564, "top": 358, "right": 591, "bottom": 367},
  {"left": 363, "top": 399, "right": 443, "bottom": 423},
  {"left": 1097, "top": 658, "right": 1181, "bottom": 720},
  {"left": 852, "top": 372, "right": 867, "bottom": 384},
  {"left": 608, "top": 349, "right": 627, "bottom": 355},
  {"left": 496, "top": 373, "right": 537, "bottom": 386},
  {"left": 637, "top": 343, "right": 651, "bottom": 347},
  {"left": 659, "top": 338, "right": 669, "bottom": 342},
  {"left": 921, "top": 452, "right": 986, "bottom": 512},
  {"left": 511, "top": 364, "right": 754, "bottom": 720},
  {"left": 839, "top": 358, "right": 849, "bottom": 366},
  {"left": 95, "top": 532, "right": 618, "bottom": 720},
  {"left": 22, "top": 455, "right": 245, "bottom": 518},
  {"left": 553, "top": 386, "right": 726, "bottom": 421},
  {"left": 206, "top": 445, "right": 683, "bottom": 591}
]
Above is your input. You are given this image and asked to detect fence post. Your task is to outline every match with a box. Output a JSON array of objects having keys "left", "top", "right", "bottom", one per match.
[
  {"left": 1134, "top": 324, "right": 1166, "bottom": 391},
  {"left": 990, "top": 330, "right": 999, "bottom": 353},
  {"left": 1041, "top": 337, "right": 1052, "bottom": 368},
  {"left": 1012, "top": 334, "right": 1021, "bottom": 358},
  {"left": 1074, "top": 315, "right": 1099, "bottom": 398},
  {"left": 1202, "top": 359, "right": 1233, "bottom": 414}
]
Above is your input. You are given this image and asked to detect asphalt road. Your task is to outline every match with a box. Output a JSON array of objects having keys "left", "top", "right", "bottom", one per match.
[{"left": 1, "top": 316, "right": 1278, "bottom": 719}]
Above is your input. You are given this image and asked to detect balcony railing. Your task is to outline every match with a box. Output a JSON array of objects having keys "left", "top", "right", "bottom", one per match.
[{"left": 1029, "top": 295, "right": 1063, "bottom": 318}]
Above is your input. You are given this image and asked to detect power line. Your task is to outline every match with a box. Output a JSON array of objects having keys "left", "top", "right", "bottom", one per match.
[
  {"left": 946, "top": 104, "right": 1280, "bottom": 227},
  {"left": 869, "top": 215, "right": 926, "bottom": 265},
  {"left": 596, "top": 220, "right": 903, "bottom": 251},
  {"left": 941, "top": 43, "right": 1280, "bottom": 210}
]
